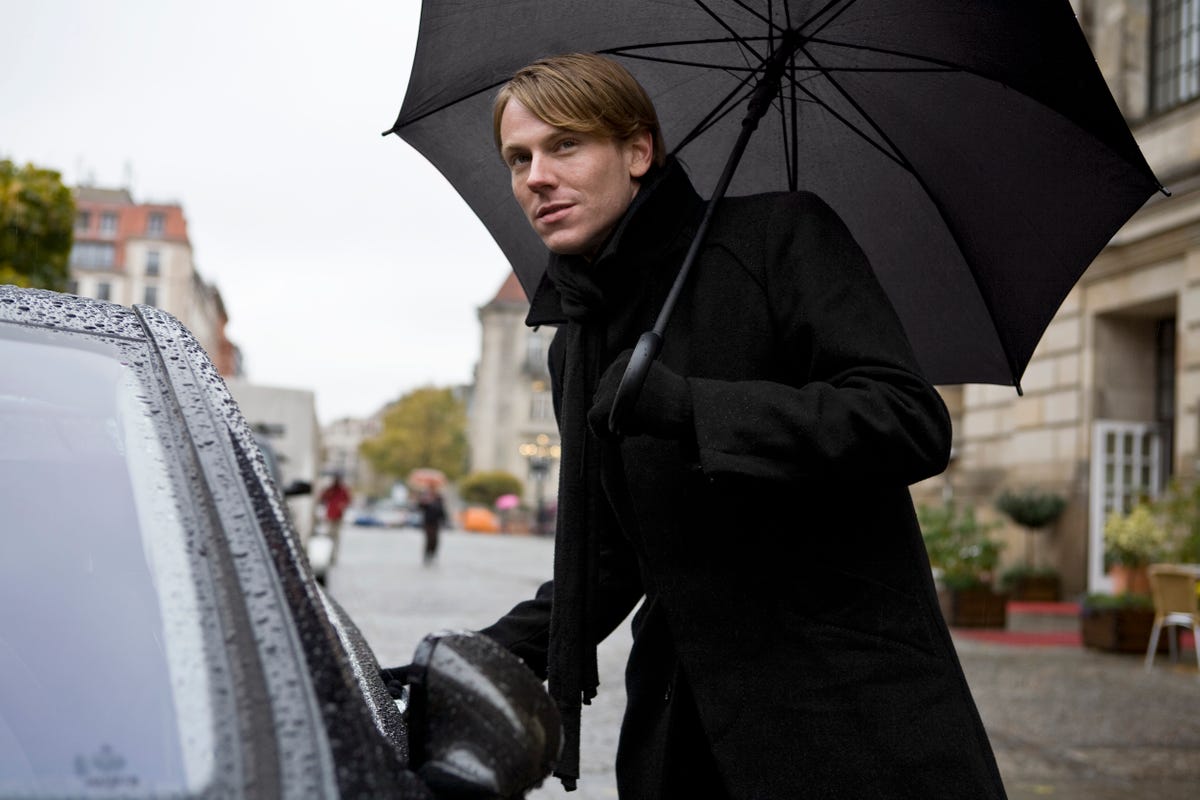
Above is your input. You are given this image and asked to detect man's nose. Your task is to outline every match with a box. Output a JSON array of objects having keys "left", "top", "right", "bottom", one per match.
[{"left": 526, "top": 153, "right": 555, "bottom": 191}]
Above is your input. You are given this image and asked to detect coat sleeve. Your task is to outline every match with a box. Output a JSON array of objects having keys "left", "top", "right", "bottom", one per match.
[
  {"left": 475, "top": 526, "right": 644, "bottom": 679},
  {"left": 689, "top": 192, "right": 952, "bottom": 487}
]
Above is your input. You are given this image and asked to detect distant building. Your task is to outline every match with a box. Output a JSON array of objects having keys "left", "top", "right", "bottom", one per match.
[
  {"left": 469, "top": 272, "right": 560, "bottom": 506},
  {"left": 225, "top": 379, "right": 321, "bottom": 545},
  {"left": 69, "top": 186, "right": 239, "bottom": 376},
  {"left": 321, "top": 415, "right": 381, "bottom": 493}
]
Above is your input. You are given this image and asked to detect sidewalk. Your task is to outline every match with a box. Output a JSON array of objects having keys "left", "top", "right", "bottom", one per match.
[
  {"left": 952, "top": 599, "right": 1199, "bottom": 800},
  {"left": 328, "top": 528, "right": 1200, "bottom": 800}
]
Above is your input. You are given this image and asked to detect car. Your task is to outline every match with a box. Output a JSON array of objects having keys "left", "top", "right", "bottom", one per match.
[
  {"left": 0, "top": 286, "right": 559, "bottom": 799},
  {"left": 352, "top": 499, "right": 417, "bottom": 529}
]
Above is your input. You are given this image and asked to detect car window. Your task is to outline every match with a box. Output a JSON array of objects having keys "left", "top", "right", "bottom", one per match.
[{"left": 0, "top": 324, "right": 226, "bottom": 796}]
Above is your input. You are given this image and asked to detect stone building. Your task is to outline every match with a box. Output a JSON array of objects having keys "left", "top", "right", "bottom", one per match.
[
  {"left": 468, "top": 273, "right": 560, "bottom": 510},
  {"left": 69, "top": 186, "right": 238, "bottom": 376},
  {"left": 948, "top": 0, "right": 1200, "bottom": 596}
]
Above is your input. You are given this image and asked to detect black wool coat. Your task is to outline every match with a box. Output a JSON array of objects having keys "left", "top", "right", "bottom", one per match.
[{"left": 482, "top": 161, "right": 1007, "bottom": 800}]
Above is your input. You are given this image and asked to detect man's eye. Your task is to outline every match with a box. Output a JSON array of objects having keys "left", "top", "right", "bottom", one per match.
[
  {"left": 509, "top": 153, "right": 530, "bottom": 167},
  {"left": 558, "top": 139, "right": 578, "bottom": 151}
]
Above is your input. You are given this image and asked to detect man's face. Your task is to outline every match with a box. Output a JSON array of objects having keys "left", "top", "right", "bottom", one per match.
[{"left": 499, "top": 99, "right": 653, "bottom": 258}]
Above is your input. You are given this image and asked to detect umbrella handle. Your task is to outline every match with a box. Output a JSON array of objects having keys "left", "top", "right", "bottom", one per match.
[
  {"left": 607, "top": 330, "right": 663, "bottom": 436},
  {"left": 607, "top": 32, "right": 801, "bottom": 436}
]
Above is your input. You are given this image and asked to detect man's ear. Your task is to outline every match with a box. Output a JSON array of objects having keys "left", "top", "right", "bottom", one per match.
[{"left": 626, "top": 130, "right": 654, "bottom": 179}]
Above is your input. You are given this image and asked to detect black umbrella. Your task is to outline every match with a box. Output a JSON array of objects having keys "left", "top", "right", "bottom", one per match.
[{"left": 385, "top": 0, "right": 1163, "bottom": 396}]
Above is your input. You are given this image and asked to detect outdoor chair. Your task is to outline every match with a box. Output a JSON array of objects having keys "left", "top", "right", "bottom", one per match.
[{"left": 1144, "top": 564, "right": 1200, "bottom": 675}]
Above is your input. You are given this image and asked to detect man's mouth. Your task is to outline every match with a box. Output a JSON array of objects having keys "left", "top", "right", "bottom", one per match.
[{"left": 536, "top": 202, "right": 572, "bottom": 224}]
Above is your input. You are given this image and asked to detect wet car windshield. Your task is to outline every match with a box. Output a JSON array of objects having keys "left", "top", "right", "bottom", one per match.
[{"left": 0, "top": 324, "right": 220, "bottom": 795}]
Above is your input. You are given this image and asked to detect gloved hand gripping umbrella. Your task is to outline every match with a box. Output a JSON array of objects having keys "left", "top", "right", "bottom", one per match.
[{"left": 386, "top": 0, "right": 1164, "bottom": 432}]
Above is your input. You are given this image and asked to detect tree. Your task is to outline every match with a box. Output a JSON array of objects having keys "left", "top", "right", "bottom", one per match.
[
  {"left": 360, "top": 386, "right": 468, "bottom": 483},
  {"left": 0, "top": 160, "right": 75, "bottom": 291}
]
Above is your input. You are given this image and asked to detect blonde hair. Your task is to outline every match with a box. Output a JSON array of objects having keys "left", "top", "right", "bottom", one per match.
[{"left": 493, "top": 53, "right": 666, "bottom": 166}]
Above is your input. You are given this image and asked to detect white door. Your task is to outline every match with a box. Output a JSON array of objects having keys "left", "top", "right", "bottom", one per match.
[{"left": 1089, "top": 421, "right": 1164, "bottom": 593}]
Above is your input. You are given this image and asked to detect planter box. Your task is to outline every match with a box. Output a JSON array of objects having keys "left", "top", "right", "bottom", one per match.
[
  {"left": 939, "top": 587, "right": 1009, "bottom": 628},
  {"left": 1006, "top": 575, "right": 1061, "bottom": 602},
  {"left": 1080, "top": 607, "right": 1167, "bottom": 654}
]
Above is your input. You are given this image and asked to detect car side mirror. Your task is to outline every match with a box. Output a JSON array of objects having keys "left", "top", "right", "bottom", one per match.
[
  {"left": 283, "top": 479, "right": 312, "bottom": 497},
  {"left": 404, "top": 631, "right": 561, "bottom": 797}
]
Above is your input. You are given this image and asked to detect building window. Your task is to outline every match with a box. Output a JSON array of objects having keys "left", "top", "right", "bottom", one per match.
[
  {"left": 96, "top": 282, "right": 111, "bottom": 301},
  {"left": 147, "top": 212, "right": 165, "bottom": 236},
  {"left": 69, "top": 241, "right": 115, "bottom": 269},
  {"left": 75, "top": 211, "right": 91, "bottom": 232},
  {"left": 530, "top": 380, "right": 552, "bottom": 421},
  {"left": 1151, "top": 0, "right": 1200, "bottom": 113},
  {"left": 100, "top": 212, "right": 118, "bottom": 236},
  {"left": 144, "top": 286, "right": 158, "bottom": 307},
  {"left": 146, "top": 250, "right": 161, "bottom": 276}
]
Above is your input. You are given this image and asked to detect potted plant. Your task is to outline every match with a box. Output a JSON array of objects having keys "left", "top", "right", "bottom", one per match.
[
  {"left": 1102, "top": 503, "right": 1170, "bottom": 594},
  {"left": 919, "top": 502, "right": 1007, "bottom": 627},
  {"left": 998, "top": 564, "right": 1063, "bottom": 603},
  {"left": 1154, "top": 477, "right": 1200, "bottom": 564},
  {"left": 994, "top": 488, "right": 1066, "bottom": 601},
  {"left": 1080, "top": 592, "right": 1166, "bottom": 654}
]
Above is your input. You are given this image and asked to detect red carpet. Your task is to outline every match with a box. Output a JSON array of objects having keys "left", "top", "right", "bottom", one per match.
[
  {"left": 951, "top": 601, "right": 1196, "bottom": 649},
  {"left": 953, "top": 629, "right": 1082, "bottom": 647}
]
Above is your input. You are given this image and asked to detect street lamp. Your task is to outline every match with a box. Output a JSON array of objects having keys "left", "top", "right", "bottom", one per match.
[{"left": 519, "top": 434, "right": 560, "bottom": 536}]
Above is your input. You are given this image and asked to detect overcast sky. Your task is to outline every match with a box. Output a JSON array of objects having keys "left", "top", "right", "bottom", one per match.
[{"left": 3, "top": 1, "right": 514, "bottom": 425}]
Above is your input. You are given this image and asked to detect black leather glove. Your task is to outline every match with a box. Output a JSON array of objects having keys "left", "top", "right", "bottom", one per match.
[
  {"left": 379, "top": 664, "right": 414, "bottom": 699},
  {"left": 588, "top": 349, "right": 693, "bottom": 439}
]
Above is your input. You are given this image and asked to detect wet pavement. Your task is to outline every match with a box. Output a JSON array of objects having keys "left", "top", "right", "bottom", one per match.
[{"left": 327, "top": 525, "right": 1200, "bottom": 800}]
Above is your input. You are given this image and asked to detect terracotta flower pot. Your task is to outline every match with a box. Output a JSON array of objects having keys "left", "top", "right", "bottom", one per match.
[{"left": 1108, "top": 563, "right": 1151, "bottom": 595}]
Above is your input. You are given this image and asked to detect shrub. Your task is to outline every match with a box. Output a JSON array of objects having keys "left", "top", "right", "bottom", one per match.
[
  {"left": 458, "top": 470, "right": 524, "bottom": 507},
  {"left": 918, "top": 502, "right": 1003, "bottom": 589},
  {"left": 995, "top": 488, "right": 1066, "bottom": 529},
  {"left": 1103, "top": 504, "right": 1170, "bottom": 568}
]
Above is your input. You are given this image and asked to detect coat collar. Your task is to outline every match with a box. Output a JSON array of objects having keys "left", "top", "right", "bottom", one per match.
[{"left": 526, "top": 157, "right": 705, "bottom": 327}]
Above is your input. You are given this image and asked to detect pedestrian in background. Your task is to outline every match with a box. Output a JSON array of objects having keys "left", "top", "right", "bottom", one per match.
[
  {"left": 317, "top": 474, "right": 351, "bottom": 563},
  {"left": 417, "top": 488, "right": 446, "bottom": 566},
  {"left": 390, "top": 53, "right": 1006, "bottom": 799}
]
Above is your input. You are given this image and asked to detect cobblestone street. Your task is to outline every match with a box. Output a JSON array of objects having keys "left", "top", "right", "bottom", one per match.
[{"left": 328, "top": 525, "right": 1200, "bottom": 800}]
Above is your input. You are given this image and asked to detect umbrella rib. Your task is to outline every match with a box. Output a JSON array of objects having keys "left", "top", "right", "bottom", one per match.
[
  {"left": 799, "top": 0, "right": 861, "bottom": 39},
  {"left": 696, "top": 0, "right": 780, "bottom": 39},
  {"left": 806, "top": 36, "right": 985, "bottom": 75},
  {"left": 673, "top": 83, "right": 759, "bottom": 154},
  {"left": 385, "top": 77, "right": 510, "bottom": 133}
]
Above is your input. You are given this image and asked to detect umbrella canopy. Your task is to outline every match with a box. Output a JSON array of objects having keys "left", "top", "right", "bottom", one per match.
[
  {"left": 495, "top": 493, "right": 521, "bottom": 511},
  {"left": 386, "top": 0, "right": 1162, "bottom": 389},
  {"left": 408, "top": 467, "right": 447, "bottom": 491}
]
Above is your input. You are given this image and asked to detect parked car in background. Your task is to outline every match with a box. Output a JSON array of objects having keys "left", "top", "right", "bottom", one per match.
[
  {"left": 353, "top": 498, "right": 417, "bottom": 529},
  {"left": 0, "top": 287, "right": 559, "bottom": 799}
]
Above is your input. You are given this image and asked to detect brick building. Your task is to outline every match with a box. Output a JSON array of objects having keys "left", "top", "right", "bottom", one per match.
[{"left": 69, "top": 186, "right": 238, "bottom": 376}]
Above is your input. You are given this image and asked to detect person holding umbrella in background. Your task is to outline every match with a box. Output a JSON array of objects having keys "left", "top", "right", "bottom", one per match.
[{"left": 452, "top": 53, "right": 1006, "bottom": 798}]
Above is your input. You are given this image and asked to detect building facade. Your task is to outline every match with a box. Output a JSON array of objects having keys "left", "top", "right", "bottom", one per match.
[
  {"left": 69, "top": 186, "right": 238, "bottom": 376},
  {"left": 321, "top": 415, "right": 383, "bottom": 495},
  {"left": 469, "top": 273, "right": 560, "bottom": 508},
  {"left": 949, "top": 0, "right": 1200, "bottom": 596}
]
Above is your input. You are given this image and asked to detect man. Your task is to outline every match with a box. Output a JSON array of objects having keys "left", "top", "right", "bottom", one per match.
[
  {"left": 473, "top": 54, "right": 1005, "bottom": 798},
  {"left": 416, "top": 487, "right": 446, "bottom": 565}
]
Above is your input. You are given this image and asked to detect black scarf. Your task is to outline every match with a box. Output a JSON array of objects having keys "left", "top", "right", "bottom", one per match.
[{"left": 537, "top": 158, "right": 703, "bottom": 790}]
